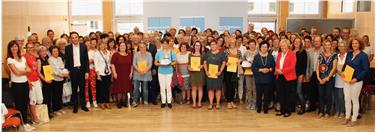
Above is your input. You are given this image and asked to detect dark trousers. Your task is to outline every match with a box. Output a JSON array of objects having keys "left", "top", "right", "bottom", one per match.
[
  {"left": 318, "top": 78, "right": 334, "bottom": 114},
  {"left": 11, "top": 82, "right": 29, "bottom": 123},
  {"left": 224, "top": 71, "right": 237, "bottom": 102},
  {"left": 277, "top": 75, "right": 294, "bottom": 115},
  {"left": 148, "top": 72, "right": 159, "bottom": 103},
  {"left": 42, "top": 82, "right": 53, "bottom": 114},
  {"left": 308, "top": 72, "right": 319, "bottom": 108},
  {"left": 97, "top": 75, "right": 111, "bottom": 103},
  {"left": 256, "top": 83, "right": 272, "bottom": 111},
  {"left": 70, "top": 67, "right": 86, "bottom": 109},
  {"left": 52, "top": 80, "right": 64, "bottom": 112}
]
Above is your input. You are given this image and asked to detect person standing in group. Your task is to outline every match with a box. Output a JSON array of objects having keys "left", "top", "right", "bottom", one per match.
[
  {"left": 155, "top": 39, "right": 176, "bottom": 109},
  {"left": 251, "top": 41, "right": 275, "bottom": 113},
  {"left": 203, "top": 40, "right": 226, "bottom": 110},
  {"left": 85, "top": 38, "right": 98, "bottom": 108},
  {"left": 224, "top": 38, "right": 241, "bottom": 109},
  {"left": 48, "top": 46, "right": 69, "bottom": 116},
  {"left": 145, "top": 34, "right": 159, "bottom": 105},
  {"left": 292, "top": 37, "right": 308, "bottom": 115},
  {"left": 334, "top": 41, "right": 347, "bottom": 118},
  {"left": 37, "top": 46, "right": 53, "bottom": 117},
  {"left": 316, "top": 40, "right": 337, "bottom": 119},
  {"left": 243, "top": 39, "right": 258, "bottom": 110},
  {"left": 23, "top": 42, "right": 44, "bottom": 124},
  {"left": 176, "top": 42, "right": 191, "bottom": 105},
  {"left": 188, "top": 41, "right": 205, "bottom": 109},
  {"left": 111, "top": 42, "right": 133, "bottom": 108},
  {"left": 94, "top": 41, "right": 113, "bottom": 109},
  {"left": 132, "top": 43, "right": 153, "bottom": 107},
  {"left": 306, "top": 36, "right": 322, "bottom": 112},
  {"left": 342, "top": 39, "right": 369, "bottom": 127},
  {"left": 275, "top": 39, "right": 297, "bottom": 117},
  {"left": 7, "top": 40, "right": 35, "bottom": 131},
  {"left": 64, "top": 32, "right": 90, "bottom": 113}
]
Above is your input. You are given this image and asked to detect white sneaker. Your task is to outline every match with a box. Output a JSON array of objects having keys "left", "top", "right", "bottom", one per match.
[
  {"left": 24, "top": 124, "right": 36, "bottom": 130},
  {"left": 59, "top": 110, "right": 66, "bottom": 114},
  {"left": 250, "top": 104, "right": 256, "bottom": 110},
  {"left": 86, "top": 102, "right": 91, "bottom": 108},
  {"left": 93, "top": 101, "right": 98, "bottom": 108}
]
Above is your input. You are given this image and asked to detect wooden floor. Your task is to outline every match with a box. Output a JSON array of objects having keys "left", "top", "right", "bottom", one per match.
[{"left": 30, "top": 102, "right": 375, "bottom": 132}]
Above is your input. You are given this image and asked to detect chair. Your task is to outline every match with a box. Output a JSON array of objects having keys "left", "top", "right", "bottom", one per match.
[
  {"left": 361, "top": 84, "right": 375, "bottom": 112},
  {"left": 2, "top": 108, "right": 24, "bottom": 131}
]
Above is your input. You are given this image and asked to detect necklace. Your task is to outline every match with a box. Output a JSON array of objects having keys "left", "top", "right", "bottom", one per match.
[{"left": 260, "top": 54, "right": 268, "bottom": 66}]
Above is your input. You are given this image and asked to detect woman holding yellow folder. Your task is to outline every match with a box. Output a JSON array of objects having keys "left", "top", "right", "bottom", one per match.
[
  {"left": 188, "top": 41, "right": 205, "bottom": 109},
  {"left": 342, "top": 39, "right": 370, "bottom": 127},
  {"left": 242, "top": 39, "right": 257, "bottom": 110},
  {"left": 224, "top": 38, "right": 242, "bottom": 109},
  {"left": 203, "top": 40, "right": 226, "bottom": 110}
]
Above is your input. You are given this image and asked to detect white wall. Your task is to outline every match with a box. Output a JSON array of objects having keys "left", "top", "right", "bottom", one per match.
[{"left": 143, "top": 0, "right": 248, "bottom": 32}]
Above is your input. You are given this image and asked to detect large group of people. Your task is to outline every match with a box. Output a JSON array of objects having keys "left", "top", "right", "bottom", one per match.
[{"left": 4, "top": 24, "right": 374, "bottom": 131}]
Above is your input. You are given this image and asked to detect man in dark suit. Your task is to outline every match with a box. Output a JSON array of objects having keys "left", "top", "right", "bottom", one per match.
[
  {"left": 65, "top": 32, "right": 90, "bottom": 113},
  {"left": 144, "top": 34, "right": 158, "bottom": 105}
]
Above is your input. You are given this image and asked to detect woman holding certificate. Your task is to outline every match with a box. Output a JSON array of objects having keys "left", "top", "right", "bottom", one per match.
[
  {"left": 132, "top": 43, "right": 152, "bottom": 107},
  {"left": 188, "top": 41, "right": 205, "bottom": 109},
  {"left": 38, "top": 46, "right": 53, "bottom": 117},
  {"left": 48, "top": 46, "right": 69, "bottom": 115},
  {"left": 243, "top": 39, "right": 257, "bottom": 110},
  {"left": 342, "top": 39, "right": 369, "bottom": 127},
  {"left": 251, "top": 41, "right": 275, "bottom": 114},
  {"left": 316, "top": 40, "right": 337, "bottom": 119},
  {"left": 275, "top": 39, "right": 296, "bottom": 117},
  {"left": 203, "top": 40, "right": 226, "bottom": 110},
  {"left": 224, "top": 38, "right": 241, "bottom": 109},
  {"left": 155, "top": 39, "right": 177, "bottom": 109}
]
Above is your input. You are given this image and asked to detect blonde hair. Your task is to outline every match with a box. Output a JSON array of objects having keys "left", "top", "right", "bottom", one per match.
[{"left": 56, "top": 38, "right": 67, "bottom": 46}]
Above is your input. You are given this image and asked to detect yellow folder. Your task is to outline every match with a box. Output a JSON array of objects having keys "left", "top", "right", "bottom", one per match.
[
  {"left": 137, "top": 60, "right": 148, "bottom": 72},
  {"left": 342, "top": 65, "right": 355, "bottom": 82},
  {"left": 190, "top": 57, "right": 201, "bottom": 71},
  {"left": 43, "top": 65, "right": 54, "bottom": 81},
  {"left": 244, "top": 69, "right": 253, "bottom": 75},
  {"left": 226, "top": 57, "right": 238, "bottom": 73},
  {"left": 208, "top": 64, "right": 218, "bottom": 79}
]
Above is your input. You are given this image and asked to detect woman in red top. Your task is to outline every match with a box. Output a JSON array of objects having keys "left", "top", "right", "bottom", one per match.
[
  {"left": 111, "top": 42, "right": 133, "bottom": 108},
  {"left": 275, "top": 39, "right": 297, "bottom": 117}
]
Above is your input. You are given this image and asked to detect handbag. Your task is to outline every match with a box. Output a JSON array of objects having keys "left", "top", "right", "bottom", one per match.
[
  {"left": 171, "top": 65, "right": 184, "bottom": 88},
  {"left": 35, "top": 104, "right": 49, "bottom": 123},
  {"left": 63, "top": 79, "right": 72, "bottom": 97}
]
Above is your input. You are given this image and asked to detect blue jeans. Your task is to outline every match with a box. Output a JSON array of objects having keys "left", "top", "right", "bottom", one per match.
[
  {"left": 334, "top": 88, "right": 345, "bottom": 114},
  {"left": 132, "top": 80, "right": 149, "bottom": 103},
  {"left": 296, "top": 80, "right": 305, "bottom": 108},
  {"left": 318, "top": 78, "right": 334, "bottom": 114}
]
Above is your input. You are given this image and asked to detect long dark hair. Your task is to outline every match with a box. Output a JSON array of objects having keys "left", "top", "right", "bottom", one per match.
[
  {"left": 191, "top": 41, "right": 203, "bottom": 54},
  {"left": 7, "top": 40, "right": 21, "bottom": 59}
]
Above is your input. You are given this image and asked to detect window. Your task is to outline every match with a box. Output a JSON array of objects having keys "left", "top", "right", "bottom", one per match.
[
  {"left": 357, "top": 0, "right": 372, "bottom": 12},
  {"left": 180, "top": 17, "right": 205, "bottom": 32},
  {"left": 116, "top": 20, "right": 143, "bottom": 34},
  {"left": 70, "top": 0, "right": 103, "bottom": 35},
  {"left": 71, "top": 0, "right": 102, "bottom": 16},
  {"left": 289, "top": 0, "right": 320, "bottom": 15},
  {"left": 219, "top": 17, "right": 243, "bottom": 33},
  {"left": 114, "top": 0, "right": 144, "bottom": 33},
  {"left": 251, "top": 21, "right": 276, "bottom": 32},
  {"left": 248, "top": 0, "right": 277, "bottom": 15},
  {"left": 115, "top": 0, "right": 143, "bottom": 16},
  {"left": 147, "top": 17, "right": 171, "bottom": 32},
  {"left": 342, "top": 0, "right": 353, "bottom": 13}
]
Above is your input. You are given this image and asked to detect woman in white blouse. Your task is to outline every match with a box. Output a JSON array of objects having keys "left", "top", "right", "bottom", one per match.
[
  {"left": 94, "top": 41, "right": 112, "bottom": 109},
  {"left": 48, "top": 46, "right": 69, "bottom": 115}
]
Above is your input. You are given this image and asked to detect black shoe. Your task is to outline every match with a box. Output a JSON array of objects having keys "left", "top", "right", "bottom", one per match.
[
  {"left": 161, "top": 104, "right": 166, "bottom": 108},
  {"left": 152, "top": 101, "right": 158, "bottom": 105},
  {"left": 73, "top": 107, "right": 78, "bottom": 113},
  {"left": 276, "top": 113, "right": 283, "bottom": 116},
  {"left": 168, "top": 104, "right": 172, "bottom": 108},
  {"left": 122, "top": 101, "right": 128, "bottom": 107},
  {"left": 264, "top": 110, "right": 268, "bottom": 114},
  {"left": 81, "top": 107, "right": 89, "bottom": 112},
  {"left": 283, "top": 113, "right": 291, "bottom": 117},
  {"left": 257, "top": 109, "right": 261, "bottom": 113},
  {"left": 306, "top": 107, "right": 316, "bottom": 112},
  {"left": 117, "top": 102, "right": 122, "bottom": 109},
  {"left": 298, "top": 108, "right": 305, "bottom": 115}
]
